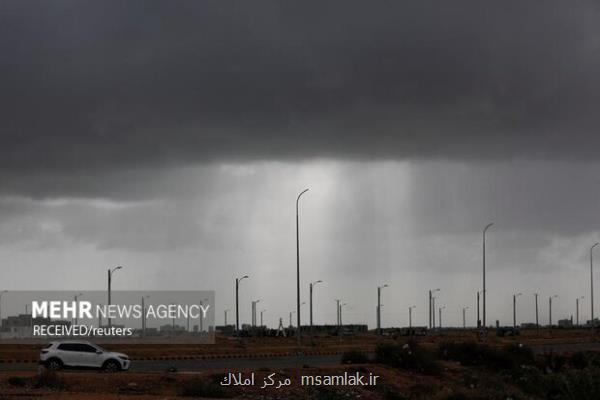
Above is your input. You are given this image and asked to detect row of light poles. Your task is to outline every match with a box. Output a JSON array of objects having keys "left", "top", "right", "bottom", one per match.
[{"left": 481, "top": 224, "right": 598, "bottom": 329}]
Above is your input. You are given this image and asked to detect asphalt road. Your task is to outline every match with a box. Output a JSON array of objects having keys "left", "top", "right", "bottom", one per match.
[
  {"left": 3, "top": 342, "right": 600, "bottom": 372},
  {"left": 0, "top": 354, "right": 343, "bottom": 372}
]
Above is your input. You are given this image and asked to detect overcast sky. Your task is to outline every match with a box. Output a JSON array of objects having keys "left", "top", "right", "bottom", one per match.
[{"left": 1, "top": 1, "right": 600, "bottom": 328}]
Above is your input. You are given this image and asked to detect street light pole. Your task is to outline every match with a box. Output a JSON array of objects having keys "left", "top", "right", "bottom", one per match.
[
  {"left": 534, "top": 293, "right": 539, "bottom": 333},
  {"left": 251, "top": 299, "right": 260, "bottom": 327},
  {"left": 432, "top": 296, "right": 436, "bottom": 329},
  {"left": 439, "top": 306, "right": 445, "bottom": 329},
  {"left": 310, "top": 280, "right": 322, "bottom": 337},
  {"left": 463, "top": 306, "right": 469, "bottom": 329},
  {"left": 377, "top": 284, "right": 388, "bottom": 335},
  {"left": 296, "top": 188, "right": 309, "bottom": 346},
  {"left": 429, "top": 288, "right": 439, "bottom": 330},
  {"left": 0, "top": 290, "right": 7, "bottom": 326},
  {"left": 107, "top": 266, "right": 122, "bottom": 329},
  {"left": 483, "top": 222, "right": 494, "bottom": 329},
  {"left": 141, "top": 295, "right": 149, "bottom": 336},
  {"left": 199, "top": 298, "right": 208, "bottom": 332},
  {"left": 409, "top": 306, "right": 416, "bottom": 329},
  {"left": 591, "top": 243, "right": 598, "bottom": 328},
  {"left": 340, "top": 303, "right": 347, "bottom": 326},
  {"left": 74, "top": 293, "right": 83, "bottom": 326},
  {"left": 549, "top": 295, "right": 558, "bottom": 327},
  {"left": 235, "top": 275, "right": 249, "bottom": 333},
  {"left": 576, "top": 297, "right": 584, "bottom": 326},
  {"left": 260, "top": 309, "right": 266, "bottom": 327},
  {"left": 513, "top": 292, "right": 522, "bottom": 328},
  {"left": 224, "top": 309, "right": 230, "bottom": 326}
]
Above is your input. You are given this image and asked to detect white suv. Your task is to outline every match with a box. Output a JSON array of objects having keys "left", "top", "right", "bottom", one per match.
[{"left": 39, "top": 341, "right": 130, "bottom": 372}]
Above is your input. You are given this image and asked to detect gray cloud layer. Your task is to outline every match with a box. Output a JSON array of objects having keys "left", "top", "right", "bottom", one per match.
[{"left": 1, "top": 0, "right": 599, "bottom": 189}]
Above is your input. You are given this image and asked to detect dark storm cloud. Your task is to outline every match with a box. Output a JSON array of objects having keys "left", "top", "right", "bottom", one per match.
[{"left": 1, "top": 0, "right": 599, "bottom": 193}]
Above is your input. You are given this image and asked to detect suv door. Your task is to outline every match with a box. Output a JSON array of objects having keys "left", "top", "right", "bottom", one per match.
[
  {"left": 56, "top": 343, "right": 78, "bottom": 366},
  {"left": 74, "top": 343, "right": 102, "bottom": 367}
]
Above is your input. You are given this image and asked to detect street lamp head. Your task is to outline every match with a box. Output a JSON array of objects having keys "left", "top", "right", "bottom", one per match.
[
  {"left": 484, "top": 222, "right": 494, "bottom": 232},
  {"left": 552, "top": 295, "right": 558, "bottom": 299},
  {"left": 434, "top": 288, "right": 440, "bottom": 293},
  {"left": 593, "top": 242, "right": 599, "bottom": 250},
  {"left": 516, "top": 292, "right": 522, "bottom": 297}
]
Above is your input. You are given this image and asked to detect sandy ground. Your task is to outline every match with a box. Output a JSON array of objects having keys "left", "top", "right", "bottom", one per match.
[{"left": 1, "top": 328, "right": 597, "bottom": 363}]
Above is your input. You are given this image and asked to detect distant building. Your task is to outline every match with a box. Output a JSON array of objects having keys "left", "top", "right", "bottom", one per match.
[
  {"left": 520, "top": 323, "right": 538, "bottom": 329},
  {"left": 558, "top": 319, "right": 573, "bottom": 327},
  {"left": 0, "top": 314, "right": 71, "bottom": 339}
]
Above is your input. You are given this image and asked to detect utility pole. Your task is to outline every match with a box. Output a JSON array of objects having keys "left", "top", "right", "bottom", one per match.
[
  {"left": 462, "top": 306, "right": 469, "bottom": 329},
  {"left": 409, "top": 306, "right": 416, "bottom": 329},
  {"left": 439, "top": 306, "right": 445, "bottom": 329},
  {"left": 260, "top": 309, "right": 266, "bottom": 327},
  {"left": 335, "top": 299, "right": 341, "bottom": 326},
  {"left": 224, "top": 309, "right": 230, "bottom": 326},
  {"left": 432, "top": 296, "right": 437, "bottom": 329},
  {"left": 483, "top": 222, "right": 494, "bottom": 330}
]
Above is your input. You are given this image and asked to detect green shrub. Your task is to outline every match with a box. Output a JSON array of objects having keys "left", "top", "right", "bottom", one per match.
[
  {"left": 375, "top": 341, "right": 440, "bottom": 375},
  {"left": 341, "top": 350, "right": 369, "bottom": 364},
  {"left": 7, "top": 376, "right": 26, "bottom": 387},
  {"left": 179, "top": 378, "right": 232, "bottom": 398}
]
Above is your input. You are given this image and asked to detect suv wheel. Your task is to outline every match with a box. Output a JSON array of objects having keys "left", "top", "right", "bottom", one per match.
[
  {"left": 46, "top": 358, "right": 63, "bottom": 371},
  {"left": 103, "top": 359, "right": 120, "bottom": 372}
]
